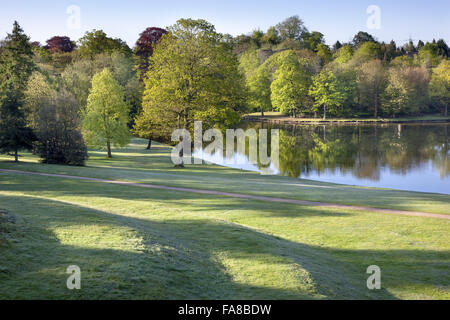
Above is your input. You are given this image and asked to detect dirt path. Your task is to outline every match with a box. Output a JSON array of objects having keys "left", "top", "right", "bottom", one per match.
[{"left": 1, "top": 168, "right": 449, "bottom": 220}]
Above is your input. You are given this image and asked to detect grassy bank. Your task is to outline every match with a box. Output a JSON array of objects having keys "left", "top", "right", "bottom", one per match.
[
  {"left": 244, "top": 112, "right": 450, "bottom": 124},
  {"left": 0, "top": 139, "right": 449, "bottom": 299},
  {"left": 0, "top": 139, "right": 449, "bottom": 214}
]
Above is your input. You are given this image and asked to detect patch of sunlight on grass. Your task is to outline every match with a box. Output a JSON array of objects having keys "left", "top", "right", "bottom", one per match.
[
  {"left": 52, "top": 225, "right": 146, "bottom": 253},
  {"left": 216, "top": 252, "right": 320, "bottom": 299}
]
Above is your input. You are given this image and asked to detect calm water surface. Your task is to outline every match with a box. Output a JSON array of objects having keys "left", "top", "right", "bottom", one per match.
[{"left": 196, "top": 122, "right": 450, "bottom": 195}]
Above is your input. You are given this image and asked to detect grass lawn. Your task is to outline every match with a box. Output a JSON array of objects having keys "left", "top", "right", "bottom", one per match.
[{"left": 0, "top": 139, "right": 449, "bottom": 299}]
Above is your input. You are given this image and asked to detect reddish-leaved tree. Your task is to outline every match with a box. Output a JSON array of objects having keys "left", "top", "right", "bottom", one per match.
[
  {"left": 135, "top": 27, "right": 167, "bottom": 79},
  {"left": 46, "top": 36, "right": 76, "bottom": 53}
]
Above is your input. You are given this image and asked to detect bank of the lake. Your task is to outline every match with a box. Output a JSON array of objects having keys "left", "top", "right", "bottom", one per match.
[{"left": 243, "top": 112, "right": 450, "bottom": 125}]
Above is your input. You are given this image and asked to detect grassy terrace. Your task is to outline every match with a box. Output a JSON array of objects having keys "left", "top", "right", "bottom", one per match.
[
  {"left": 244, "top": 112, "right": 450, "bottom": 123},
  {"left": 0, "top": 139, "right": 449, "bottom": 299}
]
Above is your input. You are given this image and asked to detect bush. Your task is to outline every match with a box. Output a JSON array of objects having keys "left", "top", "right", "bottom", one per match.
[{"left": 35, "top": 89, "right": 88, "bottom": 166}]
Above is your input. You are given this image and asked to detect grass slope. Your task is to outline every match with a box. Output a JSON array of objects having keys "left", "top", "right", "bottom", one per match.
[
  {"left": 0, "top": 139, "right": 449, "bottom": 299},
  {"left": 0, "top": 139, "right": 449, "bottom": 214}
]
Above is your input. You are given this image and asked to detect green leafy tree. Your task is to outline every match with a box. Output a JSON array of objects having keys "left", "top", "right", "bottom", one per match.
[
  {"left": 0, "top": 21, "right": 36, "bottom": 161},
  {"left": 352, "top": 31, "right": 377, "bottom": 48},
  {"left": 35, "top": 89, "right": 88, "bottom": 165},
  {"left": 140, "top": 19, "right": 246, "bottom": 135},
  {"left": 24, "top": 72, "right": 54, "bottom": 128},
  {"left": 248, "top": 64, "right": 272, "bottom": 116},
  {"left": 381, "top": 66, "right": 429, "bottom": 117},
  {"left": 302, "top": 31, "right": 325, "bottom": 51},
  {"left": 429, "top": 60, "right": 450, "bottom": 116},
  {"left": 352, "top": 42, "right": 382, "bottom": 65},
  {"left": 0, "top": 93, "right": 35, "bottom": 162},
  {"left": 83, "top": 69, "right": 130, "bottom": 158},
  {"left": 309, "top": 70, "right": 346, "bottom": 119},
  {"left": 276, "top": 16, "right": 307, "bottom": 42},
  {"left": 262, "top": 27, "right": 280, "bottom": 46},
  {"left": 78, "top": 30, "right": 132, "bottom": 59},
  {"left": 357, "top": 60, "right": 386, "bottom": 117},
  {"left": 0, "top": 21, "right": 35, "bottom": 96},
  {"left": 333, "top": 45, "right": 354, "bottom": 65},
  {"left": 271, "top": 51, "right": 311, "bottom": 117}
]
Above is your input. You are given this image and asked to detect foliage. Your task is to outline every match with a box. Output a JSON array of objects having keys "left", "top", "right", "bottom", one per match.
[
  {"left": 0, "top": 93, "right": 35, "bottom": 161},
  {"left": 357, "top": 60, "right": 386, "bottom": 117},
  {"left": 78, "top": 30, "right": 132, "bottom": 59},
  {"left": 0, "top": 21, "right": 35, "bottom": 97},
  {"left": 309, "top": 70, "right": 346, "bottom": 119},
  {"left": 46, "top": 36, "right": 75, "bottom": 53},
  {"left": 429, "top": 60, "right": 450, "bottom": 116},
  {"left": 83, "top": 69, "right": 131, "bottom": 157},
  {"left": 271, "top": 51, "right": 311, "bottom": 116},
  {"left": 34, "top": 89, "right": 88, "bottom": 165},
  {"left": 134, "top": 27, "right": 167, "bottom": 79},
  {"left": 140, "top": 19, "right": 247, "bottom": 136},
  {"left": 276, "top": 15, "right": 307, "bottom": 42}
]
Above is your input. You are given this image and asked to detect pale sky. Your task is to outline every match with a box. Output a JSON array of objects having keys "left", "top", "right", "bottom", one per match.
[{"left": 1, "top": 0, "right": 449, "bottom": 47}]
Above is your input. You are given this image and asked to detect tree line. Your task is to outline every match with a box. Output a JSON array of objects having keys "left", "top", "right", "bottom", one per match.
[{"left": 0, "top": 17, "right": 449, "bottom": 166}]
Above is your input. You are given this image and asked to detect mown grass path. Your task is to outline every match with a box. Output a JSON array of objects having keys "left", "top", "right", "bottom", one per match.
[{"left": 2, "top": 169, "right": 448, "bottom": 220}]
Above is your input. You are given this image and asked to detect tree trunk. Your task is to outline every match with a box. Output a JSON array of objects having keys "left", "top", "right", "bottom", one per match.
[
  {"left": 323, "top": 104, "right": 327, "bottom": 120},
  {"left": 374, "top": 93, "right": 378, "bottom": 118},
  {"left": 107, "top": 140, "right": 112, "bottom": 158},
  {"left": 261, "top": 109, "right": 264, "bottom": 117},
  {"left": 146, "top": 139, "right": 152, "bottom": 150},
  {"left": 14, "top": 149, "right": 18, "bottom": 162},
  {"left": 445, "top": 105, "right": 448, "bottom": 117},
  {"left": 293, "top": 109, "right": 296, "bottom": 118}
]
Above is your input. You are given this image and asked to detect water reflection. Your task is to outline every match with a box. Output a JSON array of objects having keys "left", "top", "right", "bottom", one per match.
[{"left": 195, "top": 122, "right": 450, "bottom": 194}]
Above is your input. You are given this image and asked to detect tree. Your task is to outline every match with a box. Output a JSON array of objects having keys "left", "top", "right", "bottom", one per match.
[
  {"left": 381, "top": 66, "right": 429, "bottom": 117},
  {"left": 140, "top": 19, "right": 246, "bottom": 135},
  {"left": 309, "top": 70, "right": 346, "bottom": 119},
  {"left": 34, "top": 89, "right": 88, "bottom": 165},
  {"left": 46, "top": 36, "right": 75, "bottom": 53},
  {"left": 316, "top": 43, "right": 332, "bottom": 64},
  {"left": 271, "top": 51, "right": 310, "bottom": 117},
  {"left": 302, "top": 31, "right": 325, "bottom": 51},
  {"left": 0, "top": 93, "right": 35, "bottom": 162},
  {"left": 352, "top": 31, "right": 377, "bottom": 48},
  {"left": 248, "top": 64, "right": 272, "bottom": 116},
  {"left": 134, "top": 27, "right": 167, "bottom": 79},
  {"left": 24, "top": 72, "right": 54, "bottom": 128},
  {"left": 239, "top": 50, "right": 271, "bottom": 116},
  {"left": 0, "top": 21, "right": 36, "bottom": 161},
  {"left": 381, "top": 68, "right": 410, "bottom": 117},
  {"left": 357, "top": 60, "right": 386, "bottom": 117},
  {"left": 78, "top": 30, "right": 132, "bottom": 59},
  {"left": 62, "top": 52, "right": 140, "bottom": 113},
  {"left": 333, "top": 45, "right": 354, "bottom": 65},
  {"left": 83, "top": 69, "right": 130, "bottom": 158},
  {"left": 429, "top": 60, "right": 450, "bottom": 116},
  {"left": 262, "top": 26, "right": 280, "bottom": 46},
  {"left": 276, "top": 16, "right": 307, "bottom": 42},
  {"left": 353, "top": 42, "right": 382, "bottom": 64},
  {"left": 0, "top": 21, "right": 35, "bottom": 96}
]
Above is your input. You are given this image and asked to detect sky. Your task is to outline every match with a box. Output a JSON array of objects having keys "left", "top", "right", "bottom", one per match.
[{"left": 0, "top": 0, "right": 449, "bottom": 47}]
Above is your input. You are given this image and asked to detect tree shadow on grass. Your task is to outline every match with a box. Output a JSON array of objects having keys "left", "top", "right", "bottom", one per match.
[
  {"left": 0, "top": 173, "right": 351, "bottom": 219},
  {"left": 2, "top": 193, "right": 447, "bottom": 300}
]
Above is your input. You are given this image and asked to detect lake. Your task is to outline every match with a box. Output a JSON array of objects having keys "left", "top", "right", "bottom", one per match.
[{"left": 194, "top": 122, "right": 450, "bottom": 195}]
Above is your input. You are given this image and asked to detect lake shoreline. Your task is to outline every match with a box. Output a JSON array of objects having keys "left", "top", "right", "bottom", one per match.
[{"left": 243, "top": 114, "right": 450, "bottom": 125}]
